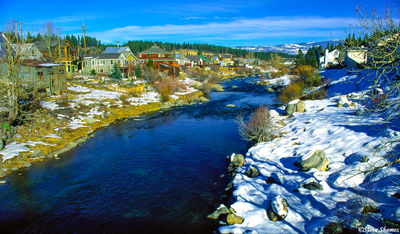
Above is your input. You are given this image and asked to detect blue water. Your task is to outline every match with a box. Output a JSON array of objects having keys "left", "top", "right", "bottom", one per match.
[{"left": 0, "top": 76, "right": 277, "bottom": 233}]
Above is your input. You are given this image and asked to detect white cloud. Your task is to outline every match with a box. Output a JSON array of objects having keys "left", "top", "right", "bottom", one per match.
[
  {"left": 182, "top": 17, "right": 207, "bottom": 20},
  {"left": 90, "top": 16, "right": 357, "bottom": 43}
]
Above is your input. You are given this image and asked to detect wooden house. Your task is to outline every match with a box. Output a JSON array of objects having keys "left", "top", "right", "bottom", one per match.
[
  {"left": 12, "top": 43, "right": 43, "bottom": 60},
  {"left": 82, "top": 51, "right": 137, "bottom": 77},
  {"left": 57, "top": 40, "right": 78, "bottom": 73},
  {"left": 138, "top": 44, "right": 176, "bottom": 67},
  {"left": 0, "top": 60, "right": 65, "bottom": 95}
]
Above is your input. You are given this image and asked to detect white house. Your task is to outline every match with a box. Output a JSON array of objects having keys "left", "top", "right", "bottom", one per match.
[
  {"left": 345, "top": 47, "right": 368, "bottom": 69},
  {"left": 319, "top": 49, "right": 340, "bottom": 69}
]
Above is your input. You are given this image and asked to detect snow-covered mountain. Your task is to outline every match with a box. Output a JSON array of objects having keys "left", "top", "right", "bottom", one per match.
[{"left": 234, "top": 40, "right": 341, "bottom": 55}]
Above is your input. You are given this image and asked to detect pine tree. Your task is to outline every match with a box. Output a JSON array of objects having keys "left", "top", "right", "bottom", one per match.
[
  {"left": 135, "top": 66, "right": 143, "bottom": 78},
  {"left": 110, "top": 63, "right": 122, "bottom": 79},
  {"left": 296, "top": 49, "right": 306, "bottom": 66}
]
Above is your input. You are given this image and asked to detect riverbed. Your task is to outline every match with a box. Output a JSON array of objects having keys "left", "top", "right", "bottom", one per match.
[{"left": 0, "top": 76, "right": 278, "bottom": 233}]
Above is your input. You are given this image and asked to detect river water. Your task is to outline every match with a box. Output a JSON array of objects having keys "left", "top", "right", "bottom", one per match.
[{"left": 0, "top": 76, "right": 277, "bottom": 233}]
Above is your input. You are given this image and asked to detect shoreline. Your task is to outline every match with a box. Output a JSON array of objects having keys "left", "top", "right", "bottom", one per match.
[{"left": 0, "top": 89, "right": 206, "bottom": 180}]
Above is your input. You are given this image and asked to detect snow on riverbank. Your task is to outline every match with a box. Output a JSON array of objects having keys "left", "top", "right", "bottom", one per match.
[{"left": 220, "top": 70, "right": 400, "bottom": 233}]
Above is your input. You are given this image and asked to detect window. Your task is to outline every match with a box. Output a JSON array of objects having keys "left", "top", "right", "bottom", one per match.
[
  {"left": 92, "top": 61, "right": 94, "bottom": 65},
  {"left": 111, "top": 60, "right": 113, "bottom": 64},
  {"left": 37, "top": 71, "right": 44, "bottom": 80}
]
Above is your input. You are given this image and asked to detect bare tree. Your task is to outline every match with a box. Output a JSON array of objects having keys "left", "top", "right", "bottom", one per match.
[
  {"left": 347, "top": 3, "right": 400, "bottom": 168},
  {"left": 43, "top": 22, "right": 58, "bottom": 62},
  {"left": 0, "top": 22, "right": 28, "bottom": 122}
]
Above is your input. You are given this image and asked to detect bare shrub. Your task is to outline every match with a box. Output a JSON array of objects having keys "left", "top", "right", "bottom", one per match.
[
  {"left": 143, "top": 67, "right": 161, "bottom": 84},
  {"left": 119, "top": 94, "right": 131, "bottom": 105},
  {"left": 237, "top": 106, "right": 279, "bottom": 144},
  {"left": 294, "top": 65, "right": 323, "bottom": 87},
  {"left": 153, "top": 77, "right": 187, "bottom": 102},
  {"left": 279, "top": 81, "right": 304, "bottom": 104}
]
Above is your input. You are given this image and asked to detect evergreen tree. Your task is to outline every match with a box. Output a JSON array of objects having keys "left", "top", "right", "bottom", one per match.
[
  {"left": 135, "top": 66, "right": 143, "bottom": 78},
  {"left": 110, "top": 63, "right": 122, "bottom": 79},
  {"left": 296, "top": 49, "right": 306, "bottom": 66}
]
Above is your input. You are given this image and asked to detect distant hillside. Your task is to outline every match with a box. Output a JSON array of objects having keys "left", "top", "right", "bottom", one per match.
[{"left": 234, "top": 40, "right": 341, "bottom": 55}]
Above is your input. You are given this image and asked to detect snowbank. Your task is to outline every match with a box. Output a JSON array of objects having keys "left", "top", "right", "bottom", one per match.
[{"left": 220, "top": 69, "right": 400, "bottom": 233}]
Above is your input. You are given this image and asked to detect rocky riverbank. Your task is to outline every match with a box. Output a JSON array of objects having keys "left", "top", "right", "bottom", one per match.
[{"left": 216, "top": 69, "right": 400, "bottom": 233}]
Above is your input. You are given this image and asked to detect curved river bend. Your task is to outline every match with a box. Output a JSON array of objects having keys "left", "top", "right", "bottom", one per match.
[{"left": 0, "top": 76, "right": 277, "bottom": 233}]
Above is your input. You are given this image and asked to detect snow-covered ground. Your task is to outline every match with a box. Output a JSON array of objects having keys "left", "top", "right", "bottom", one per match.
[{"left": 220, "top": 69, "right": 400, "bottom": 233}]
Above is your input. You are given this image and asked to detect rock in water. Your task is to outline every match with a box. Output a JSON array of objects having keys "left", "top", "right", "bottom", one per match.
[
  {"left": 299, "top": 150, "right": 329, "bottom": 171},
  {"left": 207, "top": 204, "right": 231, "bottom": 220},
  {"left": 244, "top": 167, "right": 260, "bottom": 178},
  {"left": 199, "top": 97, "right": 209, "bottom": 103},
  {"left": 226, "top": 104, "right": 236, "bottom": 108},
  {"left": 230, "top": 153, "right": 245, "bottom": 167},
  {"left": 226, "top": 213, "right": 244, "bottom": 225},
  {"left": 267, "top": 196, "right": 288, "bottom": 221}
]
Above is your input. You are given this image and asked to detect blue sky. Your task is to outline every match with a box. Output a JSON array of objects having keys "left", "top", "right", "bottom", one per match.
[{"left": 1, "top": 0, "right": 388, "bottom": 46}]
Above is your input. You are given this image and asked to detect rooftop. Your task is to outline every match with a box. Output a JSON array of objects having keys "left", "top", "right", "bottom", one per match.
[{"left": 139, "top": 44, "right": 171, "bottom": 55}]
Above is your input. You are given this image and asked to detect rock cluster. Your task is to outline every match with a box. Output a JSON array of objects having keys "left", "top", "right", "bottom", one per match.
[{"left": 207, "top": 204, "right": 244, "bottom": 225}]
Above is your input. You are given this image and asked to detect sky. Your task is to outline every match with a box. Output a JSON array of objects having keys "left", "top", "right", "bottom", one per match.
[{"left": 0, "top": 0, "right": 390, "bottom": 46}]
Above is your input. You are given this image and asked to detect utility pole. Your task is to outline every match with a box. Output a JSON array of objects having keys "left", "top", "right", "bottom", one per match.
[
  {"left": 82, "top": 22, "right": 87, "bottom": 55},
  {"left": 19, "top": 21, "right": 23, "bottom": 41}
]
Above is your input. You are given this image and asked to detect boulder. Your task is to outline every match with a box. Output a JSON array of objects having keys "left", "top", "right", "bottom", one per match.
[
  {"left": 199, "top": 97, "right": 209, "bottom": 103},
  {"left": 0, "top": 139, "right": 3, "bottom": 151},
  {"left": 323, "top": 222, "right": 343, "bottom": 234},
  {"left": 286, "top": 100, "right": 306, "bottom": 115},
  {"left": 267, "top": 196, "right": 288, "bottom": 221},
  {"left": 226, "top": 213, "right": 244, "bottom": 225},
  {"left": 207, "top": 204, "right": 231, "bottom": 220},
  {"left": 299, "top": 150, "right": 329, "bottom": 171},
  {"left": 338, "top": 95, "right": 351, "bottom": 107},
  {"left": 230, "top": 153, "right": 245, "bottom": 167},
  {"left": 302, "top": 178, "right": 323, "bottom": 190},
  {"left": 267, "top": 87, "right": 274, "bottom": 93},
  {"left": 244, "top": 167, "right": 260, "bottom": 178}
]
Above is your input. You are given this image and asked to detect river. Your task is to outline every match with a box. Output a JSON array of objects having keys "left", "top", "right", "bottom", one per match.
[{"left": 0, "top": 76, "right": 278, "bottom": 233}]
